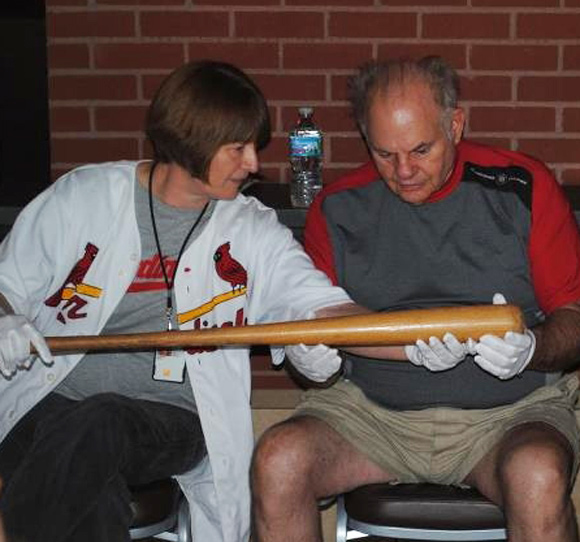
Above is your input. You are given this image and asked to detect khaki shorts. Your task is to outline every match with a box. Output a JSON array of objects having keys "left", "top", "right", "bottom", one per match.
[{"left": 295, "top": 375, "right": 580, "bottom": 486}]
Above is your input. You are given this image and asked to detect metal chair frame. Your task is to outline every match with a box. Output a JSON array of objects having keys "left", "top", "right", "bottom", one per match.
[{"left": 336, "top": 486, "right": 507, "bottom": 542}]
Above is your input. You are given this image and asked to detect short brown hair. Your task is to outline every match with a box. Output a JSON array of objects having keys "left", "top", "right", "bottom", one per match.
[{"left": 146, "top": 60, "right": 271, "bottom": 180}]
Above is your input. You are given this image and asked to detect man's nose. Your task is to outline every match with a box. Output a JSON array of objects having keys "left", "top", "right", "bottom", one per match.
[{"left": 395, "top": 155, "right": 415, "bottom": 179}]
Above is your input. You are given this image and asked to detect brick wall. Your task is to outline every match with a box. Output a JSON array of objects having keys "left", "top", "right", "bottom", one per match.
[
  {"left": 46, "top": 0, "right": 580, "bottom": 186},
  {"left": 45, "top": 0, "right": 580, "bottom": 390}
]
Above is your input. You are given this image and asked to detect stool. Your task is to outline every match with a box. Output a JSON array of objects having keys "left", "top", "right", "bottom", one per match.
[
  {"left": 129, "top": 479, "right": 191, "bottom": 542},
  {"left": 336, "top": 483, "right": 506, "bottom": 541}
]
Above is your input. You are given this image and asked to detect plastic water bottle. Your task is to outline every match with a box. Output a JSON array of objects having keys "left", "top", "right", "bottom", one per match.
[{"left": 289, "top": 106, "right": 323, "bottom": 208}]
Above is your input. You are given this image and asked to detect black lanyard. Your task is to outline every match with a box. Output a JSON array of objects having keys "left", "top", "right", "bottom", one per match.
[{"left": 147, "top": 162, "right": 209, "bottom": 330}]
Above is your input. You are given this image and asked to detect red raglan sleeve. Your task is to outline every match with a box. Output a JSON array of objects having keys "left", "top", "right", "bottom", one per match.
[
  {"left": 529, "top": 163, "right": 580, "bottom": 314},
  {"left": 303, "top": 162, "right": 380, "bottom": 286},
  {"left": 303, "top": 190, "right": 339, "bottom": 285}
]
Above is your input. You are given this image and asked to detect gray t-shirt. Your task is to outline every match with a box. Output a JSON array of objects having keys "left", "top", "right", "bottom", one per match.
[{"left": 56, "top": 178, "right": 214, "bottom": 412}]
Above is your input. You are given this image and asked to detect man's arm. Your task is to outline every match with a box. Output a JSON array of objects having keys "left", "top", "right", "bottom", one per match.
[
  {"left": 530, "top": 300, "right": 580, "bottom": 372},
  {"left": 314, "top": 301, "right": 407, "bottom": 360}
]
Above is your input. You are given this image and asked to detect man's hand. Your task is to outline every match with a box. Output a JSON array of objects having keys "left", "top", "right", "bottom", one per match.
[
  {"left": 472, "top": 293, "right": 536, "bottom": 380},
  {"left": 405, "top": 332, "right": 474, "bottom": 372},
  {"left": 0, "top": 315, "right": 52, "bottom": 378},
  {"left": 285, "top": 343, "right": 342, "bottom": 383}
]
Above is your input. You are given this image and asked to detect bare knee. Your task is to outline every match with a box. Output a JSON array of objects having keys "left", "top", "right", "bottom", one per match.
[
  {"left": 251, "top": 417, "right": 317, "bottom": 497},
  {"left": 498, "top": 425, "right": 573, "bottom": 510}
]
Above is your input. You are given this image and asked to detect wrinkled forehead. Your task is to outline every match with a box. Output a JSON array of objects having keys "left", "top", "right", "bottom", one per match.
[{"left": 367, "top": 84, "right": 445, "bottom": 148}]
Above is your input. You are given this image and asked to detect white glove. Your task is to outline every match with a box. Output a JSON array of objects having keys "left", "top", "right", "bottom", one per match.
[
  {"left": 472, "top": 292, "right": 535, "bottom": 380},
  {"left": 285, "top": 343, "right": 342, "bottom": 383},
  {"left": 0, "top": 315, "right": 53, "bottom": 378},
  {"left": 405, "top": 332, "right": 475, "bottom": 372}
]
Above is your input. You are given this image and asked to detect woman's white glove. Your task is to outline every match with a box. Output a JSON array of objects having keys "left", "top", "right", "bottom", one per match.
[
  {"left": 473, "top": 293, "right": 536, "bottom": 380},
  {"left": 405, "top": 332, "right": 475, "bottom": 372},
  {"left": 0, "top": 315, "right": 52, "bottom": 378},
  {"left": 285, "top": 343, "right": 342, "bottom": 383}
]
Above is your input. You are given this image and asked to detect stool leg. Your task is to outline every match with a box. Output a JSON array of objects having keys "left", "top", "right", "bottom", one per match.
[
  {"left": 176, "top": 497, "right": 191, "bottom": 542},
  {"left": 336, "top": 496, "right": 348, "bottom": 542}
]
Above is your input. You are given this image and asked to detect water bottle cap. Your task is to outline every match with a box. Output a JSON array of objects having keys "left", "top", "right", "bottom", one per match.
[{"left": 298, "top": 106, "right": 313, "bottom": 116}]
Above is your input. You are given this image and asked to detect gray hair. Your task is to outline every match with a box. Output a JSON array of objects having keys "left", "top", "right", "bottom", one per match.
[{"left": 348, "top": 56, "right": 460, "bottom": 140}]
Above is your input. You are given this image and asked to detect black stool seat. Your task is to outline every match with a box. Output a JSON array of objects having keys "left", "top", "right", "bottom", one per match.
[
  {"left": 130, "top": 478, "right": 180, "bottom": 529},
  {"left": 344, "top": 483, "right": 505, "bottom": 531}
]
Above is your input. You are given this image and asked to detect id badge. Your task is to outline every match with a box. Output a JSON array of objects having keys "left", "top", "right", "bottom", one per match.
[{"left": 153, "top": 350, "right": 186, "bottom": 383}]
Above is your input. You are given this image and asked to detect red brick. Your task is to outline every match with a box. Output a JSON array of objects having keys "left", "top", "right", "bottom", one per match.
[
  {"left": 471, "top": 45, "right": 557, "bottom": 70},
  {"left": 46, "top": 0, "right": 87, "bottom": 6},
  {"left": 329, "top": 135, "right": 369, "bottom": 164},
  {"left": 474, "top": 0, "right": 557, "bottom": 5},
  {"left": 51, "top": 137, "right": 139, "bottom": 164},
  {"left": 49, "top": 75, "right": 138, "bottom": 101},
  {"left": 289, "top": 0, "right": 373, "bottom": 4},
  {"left": 424, "top": 13, "right": 509, "bottom": 39},
  {"left": 141, "top": 11, "right": 228, "bottom": 37},
  {"left": 97, "top": 0, "right": 184, "bottom": 4},
  {"left": 50, "top": 107, "right": 91, "bottom": 132},
  {"left": 518, "top": 139, "right": 580, "bottom": 164},
  {"left": 469, "top": 107, "right": 555, "bottom": 132},
  {"left": 196, "top": 0, "right": 279, "bottom": 4},
  {"left": 235, "top": 11, "right": 324, "bottom": 39},
  {"left": 377, "top": 43, "right": 466, "bottom": 69},
  {"left": 323, "top": 166, "right": 363, "bottom": 184},
  {"left": 466, "top": 136, "right": 512, "bottom": 149},
  {"left": 284, "top": 43, "right": 372, "bottom": 70},
  {"left": 252, "top": 74, "right": 325, "bottom": 101},
  {"left": 460, "top": 76, "right": 512, "bottom": 102},
  {"left": 381, "top": 0, "right": 466, "bottom": 4},
  {"left": 282, "top": 105, "right": 356, "bottom": 133},
  {"left": 48, "top": 11, "right": 135, "bottom": 38},
  {"left": 563, "top": 108, "right": 580, "bottom": 132},
  {"left": 329, "top": 12, "right": 417, "bottom": 38},
  {"left": 258, "top": 136, "right": 287, "bottom": 164},
  {"left": 47, "top": 43, "right": 90, "bottom": 70},
  {"left": 252, "top": 374, "right": 299, "bottom": 390},
  {"left": 518, "top": 14, "right": 580, "bottom": 39},
  {"left": 142, "top": 74, "right": 169, "bottom": 100},
  {"left": 249, "top": 354, "right": 275, "bottom": 371},
  {"left": 188, "top": 42, "right": 279, "bottom": 70},
  {"left": 564, "top": 46, "right": 580, "bottom": 70},
  {"left": 518, "top": 76, "right": 580, "bottom": 101},
  {"left": 562, "top": 169, "right": 580, "bottom": 185},
  {"left": 95, "top": 105, "right": 148, "bottom": 132},
  {"left": 257, "top": 167, "right": 285, "bottom": 184},
  {"left": 331, "top": 74, "right": 355, "bottom": 102},
  {"left": 94, "top": 43, "right": 184, "bottom": 69}
]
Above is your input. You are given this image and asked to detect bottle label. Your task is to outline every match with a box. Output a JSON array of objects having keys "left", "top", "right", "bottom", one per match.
[{"left": 290, "top": 134, "right": 322, "bottom": 157}]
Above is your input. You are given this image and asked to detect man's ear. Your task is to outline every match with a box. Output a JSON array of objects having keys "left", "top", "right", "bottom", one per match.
[{"left": 451, "top": 107, "right": 465, "bottom": 144}]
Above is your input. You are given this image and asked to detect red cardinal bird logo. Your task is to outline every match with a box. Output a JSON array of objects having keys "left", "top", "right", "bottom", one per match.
[
  {"left": 45, "top": 242, "right": 99, "bottom": 307},
  {"left": 213, "top": 242, "right": 247, "bottom": 291}
]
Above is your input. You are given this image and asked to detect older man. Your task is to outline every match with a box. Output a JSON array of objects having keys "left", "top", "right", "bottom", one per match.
[{"left": 252, "top": 56, "right": 580, "bottom": 542}]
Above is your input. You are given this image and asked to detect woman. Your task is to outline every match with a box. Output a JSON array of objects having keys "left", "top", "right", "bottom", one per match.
[{"left": 0, "top": 61, "right": 353, "bottom": 542}]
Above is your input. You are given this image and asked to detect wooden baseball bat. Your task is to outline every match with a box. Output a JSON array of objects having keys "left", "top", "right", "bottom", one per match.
[{"left": 40, "top": 304, "right": 524, "bottom": 354}]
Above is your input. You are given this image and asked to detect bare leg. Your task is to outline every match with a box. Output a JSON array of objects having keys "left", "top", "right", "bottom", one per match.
[
  {"left": 464, "top": 422, "right": 578, "bottom": 542},
  {"left": 251, "top": 415, "right": 395, "bottom": 542}
]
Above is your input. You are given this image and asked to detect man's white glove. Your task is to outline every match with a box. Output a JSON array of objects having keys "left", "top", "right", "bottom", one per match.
[
  {"left": 0, "top": 315, "right": 52, "bottom": 378},
  {"left": 405, "top": 332, "right": 475, "bottom": 372},
  {"left": 473, "top": 293, "right": 536, "bottom": 380},
  {"left": 285, "top": 343, "right": 342, "bottom": 383}
]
